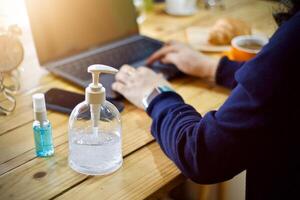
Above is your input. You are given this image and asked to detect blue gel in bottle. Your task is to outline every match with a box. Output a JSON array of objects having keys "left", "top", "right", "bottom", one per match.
[
  {"left": 32, "top": 93, "right": 54, "bottom": 157},
  {"left": 33, "top": 120, "right": 54, "bottom": 157}
]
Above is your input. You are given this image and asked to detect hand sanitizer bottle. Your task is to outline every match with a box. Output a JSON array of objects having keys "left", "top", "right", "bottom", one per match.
[
  {"left": 68, "top": 64, "right": 122, "bottom": 175},
  {"left": 32, "top": 93, "right": 54, "bottom": 157}
]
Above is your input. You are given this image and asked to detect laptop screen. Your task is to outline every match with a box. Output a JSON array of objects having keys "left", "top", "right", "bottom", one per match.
[{"left": 25, "top": 0, "right": 139, "bottom": 64}]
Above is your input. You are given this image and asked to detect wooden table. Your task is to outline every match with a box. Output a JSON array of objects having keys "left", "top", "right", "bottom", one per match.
[{"left": 0, "top": 0, "right": 276, "bottom": 199}]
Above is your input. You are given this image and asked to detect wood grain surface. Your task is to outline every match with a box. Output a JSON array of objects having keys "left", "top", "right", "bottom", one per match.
[{"left": 0, "top": 0, "right": 277, "bottom": 199}]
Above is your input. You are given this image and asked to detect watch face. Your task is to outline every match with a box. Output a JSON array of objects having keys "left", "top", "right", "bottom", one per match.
[
  {"left": 142, "top": 86, "right": 174, "bottom": 110},
  {"left": 149, "top": 88, "right": 160, "bottom": 101},
  {"left": 0, "top": 35, "right": 24, "bottom": 72},
  {"left": 142, "top": 88, "right": 159, "bottom": 109}
]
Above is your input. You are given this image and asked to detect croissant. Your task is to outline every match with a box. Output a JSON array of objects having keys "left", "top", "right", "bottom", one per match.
[{"left": 208, "top": 18, "right": 251, "bottom": 45}]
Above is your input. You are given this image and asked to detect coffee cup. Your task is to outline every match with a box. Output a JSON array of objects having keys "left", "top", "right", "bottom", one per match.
[{"left": 229, "top": 35, "right": 268, "bottom": 61}]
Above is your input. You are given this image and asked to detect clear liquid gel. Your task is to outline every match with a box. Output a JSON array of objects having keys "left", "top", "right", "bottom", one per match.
[{"left": 69, "top": 129, "right": 122, "bottom": 175}]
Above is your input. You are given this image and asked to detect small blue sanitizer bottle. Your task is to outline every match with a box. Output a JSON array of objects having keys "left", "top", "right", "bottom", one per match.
[{"left": 32, "top": 93, "right": 54, "bottom": 157}]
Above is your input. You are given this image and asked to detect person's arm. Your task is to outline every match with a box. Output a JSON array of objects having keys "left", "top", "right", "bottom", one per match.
[
  {"left": 112, "top": 12, "right": 299, "bottom": 185},
  {"left": 147, "top": 12, "right": 300, "bottom": 183},
  {"left": 215, "top": 56, "right": 244, "bottom": 89},
  {"left": 146, "top": 83, "right": 266, "bottom": 183}
]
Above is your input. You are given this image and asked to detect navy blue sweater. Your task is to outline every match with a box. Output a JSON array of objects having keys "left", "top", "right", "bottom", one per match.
[{"left": 147, "top": 12, "right": 299, "bottom": 200}]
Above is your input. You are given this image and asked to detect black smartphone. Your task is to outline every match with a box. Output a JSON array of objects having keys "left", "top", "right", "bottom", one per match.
[{"left": 44, "top": 88, "right": 124, "bottom": 115}]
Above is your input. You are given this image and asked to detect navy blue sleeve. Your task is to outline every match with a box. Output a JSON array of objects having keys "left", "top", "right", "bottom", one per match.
[
  {"left": 147, "top": 13, "right": 300, "bottom": 184},
  {"left": 147, "top": 85, "right": 260, "bottom": 183},
  {"left": 215, "top": 57, "right": 244, "bottom": 89}
]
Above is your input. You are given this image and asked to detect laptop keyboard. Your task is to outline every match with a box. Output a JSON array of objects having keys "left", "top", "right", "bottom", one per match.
[{"left": 55, "top": 37, "right": 163, "bottom": 81}]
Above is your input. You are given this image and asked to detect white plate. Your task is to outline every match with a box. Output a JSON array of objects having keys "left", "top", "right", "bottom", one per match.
[
  {"left": 185, "top": 26, "right": 230, "bottom": 52},
  {"left": 185, "top": 26, "right": 267, "bottom": 53}
]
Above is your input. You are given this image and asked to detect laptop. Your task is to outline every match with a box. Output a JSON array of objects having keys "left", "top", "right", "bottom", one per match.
[{"left": 25, "top": 0, "right": 181, "bottom": 98}]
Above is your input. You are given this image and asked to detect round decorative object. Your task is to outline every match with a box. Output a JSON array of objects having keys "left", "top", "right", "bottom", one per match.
[{"left": 0, "top": 25, "right": 24, "bottom": 73}]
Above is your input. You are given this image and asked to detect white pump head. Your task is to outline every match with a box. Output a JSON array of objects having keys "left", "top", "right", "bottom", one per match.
[
  {"left": 32, "top": 93, "right": 46, "bottom": 113},
  {"left": 86, "top": 64, "right": 118, "bottom": 130},
  {"left": 86, "top": 64, "right": 118, "bottom": 105},
  {"left": 32, "top": 93, "right": 47, "bottom": 122}
]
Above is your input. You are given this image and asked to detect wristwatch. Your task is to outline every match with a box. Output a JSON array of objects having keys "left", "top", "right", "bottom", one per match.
[{"left": 142, "top": 85, "right": 174, "bottom": 110}]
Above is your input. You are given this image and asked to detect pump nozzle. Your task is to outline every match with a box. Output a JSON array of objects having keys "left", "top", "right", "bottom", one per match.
[
  {"left": 86, "top": 64, "right": 118, "bottom": 105},
  {"left": 86, "top": 64, "right": 118, "bottom": 136},
  {"left": 88, "top": 64, "right": 118, "bottom": 89}
]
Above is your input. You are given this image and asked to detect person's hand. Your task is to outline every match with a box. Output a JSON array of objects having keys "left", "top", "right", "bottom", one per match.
[
  {"left": 146, "top": 41, "right": 220, "bottom": 80},
  {"left": 112, "top": 65, "right": 171, "bottom": 109}
]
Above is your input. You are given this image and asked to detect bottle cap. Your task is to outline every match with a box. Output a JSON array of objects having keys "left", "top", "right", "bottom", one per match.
[
  {"left": 32, "top": 93, "right": 46, "bottom": 113},
  {"left": 86, "top": 64, "right": 118, "bottom": 105}
]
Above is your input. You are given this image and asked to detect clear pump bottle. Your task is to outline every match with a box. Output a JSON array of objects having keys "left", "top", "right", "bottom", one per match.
[{"left": 68, "top": 64, "right": 122, "bottom": 175}]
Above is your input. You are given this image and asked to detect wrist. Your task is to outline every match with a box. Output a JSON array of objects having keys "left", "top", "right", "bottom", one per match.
[
  {"left": 142, "top": 85, "right": 174, "bottom": 110},
  {"left": 197, "top": 57, "right": 220, "bottom": 81},
  {"left": 206, "top": 58, "right": 220, "bottom": 81}
]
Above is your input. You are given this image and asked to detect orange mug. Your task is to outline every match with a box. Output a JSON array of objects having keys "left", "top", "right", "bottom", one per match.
[{"left": 225, "top": 35, "right": 268, "bottom": 62}]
